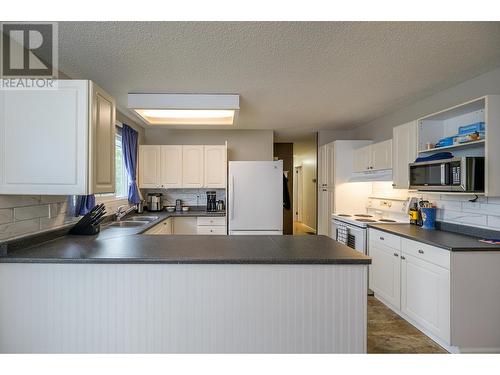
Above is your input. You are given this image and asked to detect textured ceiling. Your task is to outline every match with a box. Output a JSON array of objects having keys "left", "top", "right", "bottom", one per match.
[{"left": 58, "top": 22, "right": 500, "bottom": 140}]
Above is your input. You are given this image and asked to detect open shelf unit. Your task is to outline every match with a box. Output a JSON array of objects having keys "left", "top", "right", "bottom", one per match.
[
  {"left": 418, "top": 139, "right": 485, "bottom": 154},
  {"left": 416, "top": 95, "right": 500, "bottom": 196}
]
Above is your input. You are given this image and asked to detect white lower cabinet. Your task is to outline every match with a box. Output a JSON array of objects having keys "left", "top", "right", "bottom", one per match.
[
  {"left": 144, "top": 217, "right": 172, "bottom": 234},
  {"left": 368, "top": 228, "right": 451, "bottom": 347},
  {"left": 145, "top": 216, "right": 227, "bottom": 235},
  {"left": 317, "top": 187, "right": 334, "bottom": 236},
  {"left": 197, "top": 216, "right": 227, "bottom": 235},
  {"left": 401, "top": 252, "right": 450, "bottom": 344},
  {"left": 369, "top": 241, "right": 401, "bottom": 310}
]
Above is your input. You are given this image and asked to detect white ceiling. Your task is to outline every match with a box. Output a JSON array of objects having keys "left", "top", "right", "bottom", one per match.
[{"left": 58, "top": 22, "right": 500, "bottom": 140}]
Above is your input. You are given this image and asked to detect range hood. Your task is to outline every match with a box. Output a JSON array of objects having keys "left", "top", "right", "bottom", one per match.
[{"left": 349, "top": 169, "right": 393, "bottom": 182}]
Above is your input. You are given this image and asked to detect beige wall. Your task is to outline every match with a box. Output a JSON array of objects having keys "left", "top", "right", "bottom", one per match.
[
  {"left": 352, "top": 65, "right": 500, "bottom": 142},
  {"left": 117, "top": 111, "right": 145, "bottom": 144},
  {"left": 318, "top": 129, "right": 356, "bottom": 146},
  {"left": 293, "top": 139, "right": 317, "bottom": 230},
  {"left": 144, "top": 129, "right": 274, "bottom": 161}
]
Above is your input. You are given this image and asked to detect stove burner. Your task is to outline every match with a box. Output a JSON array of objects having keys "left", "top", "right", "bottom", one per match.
[
  {"left": 379, "top": 219, "right": 396, "bottom": 222},
  {"left": 355, "top": 214, "right": 373, "bottom": 218},
  {"left": 337, "top": 214, "right": 351, "bottom": 217},
  {"left": 356, "top": 218, "right": 376, "bottom": 223}
]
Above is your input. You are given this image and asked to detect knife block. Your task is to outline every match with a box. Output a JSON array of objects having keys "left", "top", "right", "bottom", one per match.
[{"left": 68, "top": 223, "right": 101, "bottom": 235}]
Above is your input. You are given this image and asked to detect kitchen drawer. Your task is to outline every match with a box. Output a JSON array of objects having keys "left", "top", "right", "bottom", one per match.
[
  {"left": 402, "top": 238, "right": 450, "bottom": 270},
  {"left": 197, "top": 216, "right": 226, "bottom": 226},
  {"left": 369, "top": 228, "right": 401, "bottom": 250},
  {"left": 197, "top": 226, "right": 226, "bottom": 235}
]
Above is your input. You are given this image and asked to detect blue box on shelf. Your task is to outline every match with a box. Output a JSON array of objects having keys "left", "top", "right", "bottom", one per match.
[
  {"left": 458, "top": 122, "right": 485, "bottom": 135},
  {"left": 435, "top": 136, "right": 456, "bottom": 148}
]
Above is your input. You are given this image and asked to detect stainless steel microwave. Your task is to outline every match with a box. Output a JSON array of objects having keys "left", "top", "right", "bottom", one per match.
[{"left": 409, "top": 157, "right": 485, "bottom": 192}]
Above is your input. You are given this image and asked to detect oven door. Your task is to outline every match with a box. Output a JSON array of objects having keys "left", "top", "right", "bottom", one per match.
[
  {"left": 409, "top": 159, "right": 451, "bottom": 191},
  {"left": 332, "top": 220, "right": 366, "bottom": 254}
]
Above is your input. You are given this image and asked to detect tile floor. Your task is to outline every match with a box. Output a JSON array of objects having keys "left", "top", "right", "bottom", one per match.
[{"left": 367, "top": 296, "right": 447, "bottom": 354}]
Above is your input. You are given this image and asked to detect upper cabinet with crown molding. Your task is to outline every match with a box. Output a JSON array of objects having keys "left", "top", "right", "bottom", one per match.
[
  {"left": 138, "top": 144, "right": 227, "bottom": 189},
  {"left": 0, "top": 80, "right": 116, "bottom": 195}
]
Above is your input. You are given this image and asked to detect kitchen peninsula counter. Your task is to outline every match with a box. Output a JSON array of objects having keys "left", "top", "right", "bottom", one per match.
[{"left": 0, "top": 216, "right": 370, "bottom": 354}]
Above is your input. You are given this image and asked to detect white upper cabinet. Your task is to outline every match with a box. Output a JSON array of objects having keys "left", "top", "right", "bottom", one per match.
[
  {"left": 392, "top": 121, "right": 417, "bottom": 189},
  {"left": 353, "top": 145, "right": 372, "bottom": 172},
  {"left": 371, "top": 139, "right": 392, "bottom": 170},
  {"left": 182, "top": 146, "right": 204, "bottom": 188},
  {"left": 204, "top": 145, "right": 227, "bottom": 188},
  {"left": 90, "top": 83, "right": 116, "bottom": 193},
  {"left": 139, "top": 145, "right": 161, "bottom": 188},
  {"left": 353, "top": 140, "right": 392, "bottom": 172},
  {"left": 160, "top": 146, "right": 183, "bottom": 188},
  {"left": 139, "top": 144, "right": 227, "bottom": 189},
  {"left": 0, "top": 80, "right": 116, "bottom": 195}
]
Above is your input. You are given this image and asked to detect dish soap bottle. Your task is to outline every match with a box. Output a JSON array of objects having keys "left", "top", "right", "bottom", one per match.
[{"left": 409, "top": 203, "right": 419, "bottom": 225}]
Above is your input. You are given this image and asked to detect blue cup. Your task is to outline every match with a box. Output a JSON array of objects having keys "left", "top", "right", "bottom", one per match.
[{"left": 420, "top": 207, "right": 436, "bottom": 230}]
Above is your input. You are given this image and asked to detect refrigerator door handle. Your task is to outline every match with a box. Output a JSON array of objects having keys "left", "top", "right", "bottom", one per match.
[{"left": 230, "top": 174, "right": 235, "bottom": 220}]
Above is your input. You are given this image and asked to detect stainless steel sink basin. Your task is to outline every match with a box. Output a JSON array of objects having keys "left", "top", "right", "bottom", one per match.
[
  {"left": 126, "top": 216, "right": 159, "bottom": 222},
  {"left": 107, "top": 220, "right": 150, "bottom": 227}
]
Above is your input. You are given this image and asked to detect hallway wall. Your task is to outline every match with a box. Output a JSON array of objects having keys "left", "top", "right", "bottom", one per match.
[
  {"left": 274, "top": 143, "right": 294, "bottom": 235},
  {"left": 293, "top": 136, "right": 317, "bottom": 230}
]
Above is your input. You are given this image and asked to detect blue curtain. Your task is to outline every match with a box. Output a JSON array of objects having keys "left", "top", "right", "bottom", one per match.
[
  {"left": 75, "top": 195, "right": 95, "bottom": 216},
  {"left": 122, "top": 124, "right": 141, "bottom": 204}
]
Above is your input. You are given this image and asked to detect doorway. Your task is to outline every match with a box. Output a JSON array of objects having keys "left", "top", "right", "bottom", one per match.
[
  {"left": 293, "top": 166, "right": 303, "bottom": 222},
  {"left": 292, "top": 134, "right": 317, "bottom": 235}
]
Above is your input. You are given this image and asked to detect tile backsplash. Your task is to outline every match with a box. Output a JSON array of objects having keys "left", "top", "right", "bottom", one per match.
[
  {"left": 414, "top": 193, "right": 500, "bottom": 230},
  {"left": 141, "top": 188, "right": 226, "bottom": 207},
  {"left": 371, "top": 182, "right": 500, "bottom": 230},
  {"left": 0, "top": 195, "right": 78, "bottom": 242}
]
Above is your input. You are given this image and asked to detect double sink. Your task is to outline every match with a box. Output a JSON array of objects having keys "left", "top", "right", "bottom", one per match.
[{"left": 106, "top": 216, "right": 159, "bottom": 228}]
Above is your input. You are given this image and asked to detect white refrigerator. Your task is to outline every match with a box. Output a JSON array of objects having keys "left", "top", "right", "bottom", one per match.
[{"left": 228, "top": 161, "right": 283, "bottom": 235}]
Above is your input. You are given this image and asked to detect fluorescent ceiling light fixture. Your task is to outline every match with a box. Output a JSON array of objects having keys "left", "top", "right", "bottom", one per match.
[{"left": 128, "top": 93, "right": 239, "bottom": 125}]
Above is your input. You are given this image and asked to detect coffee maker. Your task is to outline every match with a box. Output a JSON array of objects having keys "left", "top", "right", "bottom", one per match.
[
  {"left": 147, "top": 193, "right": 163, "bottom": 212},
  {"left": 206, "top": 191, "right": 217, "bottom": 212}
]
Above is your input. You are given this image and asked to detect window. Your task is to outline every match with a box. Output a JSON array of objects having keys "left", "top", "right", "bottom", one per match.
[{"left": 115, "top": 126, "right": 129, "bottom": 198}]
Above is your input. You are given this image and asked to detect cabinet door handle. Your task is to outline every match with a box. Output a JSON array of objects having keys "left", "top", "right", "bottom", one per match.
[
  {"left": 380, "top": 237, "right": 384, "bottom": 240},
  {"left": 418, "top": 249, "right": 424, "bottom": 254},
  {"left": 393, "top": 253, "right": 399, "bottom": 257},
  {"left": 401, "top": 256, "right": 406, "bottom": 260}
]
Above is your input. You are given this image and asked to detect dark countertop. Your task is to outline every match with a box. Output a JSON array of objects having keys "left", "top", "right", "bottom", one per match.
[
  {"left": 369, "top": 224, "right": 500, "bottom": 251},
  {"left": 0, "top": 211, "right": 371, "bottom": 265}
]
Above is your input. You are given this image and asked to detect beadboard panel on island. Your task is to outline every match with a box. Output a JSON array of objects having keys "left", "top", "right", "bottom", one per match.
[{"left": 0, "top": 263, "right": 367, "bottom": 353}]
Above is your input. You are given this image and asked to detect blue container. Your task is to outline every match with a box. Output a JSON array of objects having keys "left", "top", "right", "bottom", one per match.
[
  {"left": 420, "top": 207, "right": 436, "bottom": 230},
  {"left": 435, "top": 136, "right": 456, "bottom": 148},
  {"left": 458, "top": 122, "right": 485, "bottom": 135}
]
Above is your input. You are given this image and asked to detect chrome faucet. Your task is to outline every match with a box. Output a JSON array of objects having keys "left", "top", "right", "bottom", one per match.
[{"left": 115, "top": 204, "right": 136, "bottom": 221}]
